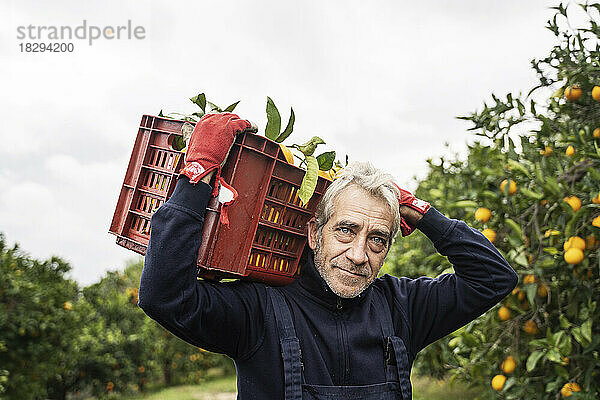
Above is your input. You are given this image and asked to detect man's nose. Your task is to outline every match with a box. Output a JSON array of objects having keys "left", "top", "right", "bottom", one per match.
[{"left": 345, "top": 236, "right": 368, "bottom": 266}]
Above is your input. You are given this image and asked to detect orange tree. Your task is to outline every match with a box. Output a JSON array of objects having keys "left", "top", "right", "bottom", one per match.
[
  {"left": 386, "top": 2, "right": 599, "bottom": 398},
  {"left": 0, "top": 233, "right": 82, "bottom": 400}
]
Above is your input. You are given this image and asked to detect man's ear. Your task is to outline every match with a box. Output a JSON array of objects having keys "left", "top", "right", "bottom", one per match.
[{"left": 307, "top": 217, "right": 317, "bottom": 250}]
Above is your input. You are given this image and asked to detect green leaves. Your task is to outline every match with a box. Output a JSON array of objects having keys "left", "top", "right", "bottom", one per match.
[
  {"left": 265, "top": 97, "right": 295, "bottom": 143},
  {"left": 294, "top": 136, "right": 326, "bottom": 157},
  {"left": 298, "top": 156, "right": 319, "bottom": 206},
  {"left": 265, "top": 97, "right": 281, "bottom": 140},
  {"left": 527, "top": 351, "right": 545, "bottom": 372},
  {"left": 316, "top": 151, "right": 336, "bottom": 171},
  {"left": 190, "top": 93, "right": 207, "bottom": 112}
]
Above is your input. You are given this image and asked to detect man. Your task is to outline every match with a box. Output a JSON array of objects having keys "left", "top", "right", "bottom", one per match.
[{"left": 138, "top": 113, "right": 518, "bottom": 399}]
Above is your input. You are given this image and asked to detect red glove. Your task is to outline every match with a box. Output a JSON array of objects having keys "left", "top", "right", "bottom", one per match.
[
  {"left": 180, "top": 113, "right": 256, "bottom": 226},
  {"left": 392, "top": 183, "right": 431, "bottom": 237},
  {"left": 181, "top": 113, "right": 255, "bottom": 184}
]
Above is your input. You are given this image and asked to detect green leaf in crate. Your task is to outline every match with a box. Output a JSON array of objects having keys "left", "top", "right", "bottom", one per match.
[
  {"left": 299, "top": 155, "right": 319, "bottom": 206},
  {"left": 223, "top": 101, "right": 240, "bottom": 112},
  {"left": 190, "top": 93, "right": 207, "bottom": 112},
  {"left": 265, "top": 96, "right": 281, "bottom": 140},
  {"left": 295, "top": 136, "right": 325, "bottom": 156},
  {"left": 275, "top": 108, "right": 295, "bottom": 143},
  {"left": 207, "top": 100, "right": 222, "bottom": 112},
  {"left": 527, "top": 350, "right": 545, "bottom": 372},
  {"left": 316, "top": 151, "right": 336, "bottom": 171}
]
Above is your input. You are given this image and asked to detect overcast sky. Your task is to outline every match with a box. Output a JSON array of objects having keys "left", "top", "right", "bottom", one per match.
[{"left": 1, "top": 1, "right": 586, "bottom": 286}]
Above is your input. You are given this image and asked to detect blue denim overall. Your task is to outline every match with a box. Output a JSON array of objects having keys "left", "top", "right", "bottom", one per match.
[{"left": 268, "top": 287, "right": 413, "bottom": 400}]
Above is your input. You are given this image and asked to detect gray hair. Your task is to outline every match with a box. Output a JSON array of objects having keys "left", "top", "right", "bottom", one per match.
[{"left": 314, "top": 161, "right": 401, "bottom": 244}]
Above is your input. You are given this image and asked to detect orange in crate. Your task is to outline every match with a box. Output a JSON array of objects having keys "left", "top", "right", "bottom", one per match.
[{"left": 109, "top": 115, "right": 329, "bottom": 285}]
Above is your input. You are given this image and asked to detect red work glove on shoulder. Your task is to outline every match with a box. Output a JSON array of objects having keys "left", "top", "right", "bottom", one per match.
[
  {"left": 181, "top": 113, "right": 256, "bottom": 185},
  {"left": 180, "top": 113, "right": 257, "bottom": 226},
  {"left": 392, "top": 183, "right": 431, "bottom": 237}
]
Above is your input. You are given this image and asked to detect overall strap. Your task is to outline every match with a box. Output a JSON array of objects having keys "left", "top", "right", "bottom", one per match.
[
  {"left": 372, "top": 288, "right": 413, "bottom": 400},
  {"left": 267, "top": 287, "right": 303, "bottom": 400}
]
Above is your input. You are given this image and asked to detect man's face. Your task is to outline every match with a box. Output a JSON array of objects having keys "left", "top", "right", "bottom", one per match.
[{"left": 307, "top": 184, "right": 394, "bottom": 298}]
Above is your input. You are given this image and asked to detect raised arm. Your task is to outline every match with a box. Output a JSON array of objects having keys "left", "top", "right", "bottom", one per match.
[{"left": 397, "top": 206, "right": 518, "bottom": 356}]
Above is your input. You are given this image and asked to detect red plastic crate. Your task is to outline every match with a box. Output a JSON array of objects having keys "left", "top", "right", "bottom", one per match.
[{"left": 109, "top": 115, "right": 330, "bottom": 285}]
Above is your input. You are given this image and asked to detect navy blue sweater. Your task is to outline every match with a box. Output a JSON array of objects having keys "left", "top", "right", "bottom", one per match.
[{"left": 138, "top": 177, "right": 518, "bottom": 398}]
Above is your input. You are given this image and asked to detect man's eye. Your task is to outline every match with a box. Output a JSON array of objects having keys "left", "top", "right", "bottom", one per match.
[
  {"left": 371, "top": 237, "right": 387, "bottom": 246},
  {"left": 339, "top": 227, "right": 351, "bottom": 234}
]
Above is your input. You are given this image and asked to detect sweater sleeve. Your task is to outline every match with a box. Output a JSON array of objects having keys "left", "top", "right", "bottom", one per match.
[
  {"left": 397, "top": 206, "right": 518, "bottom": 356},
  {"left": 137, "top": 176, "right": 266, "bottom": 359}
]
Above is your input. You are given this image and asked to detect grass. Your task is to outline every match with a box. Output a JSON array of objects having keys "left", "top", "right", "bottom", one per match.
[{"left": 116, "top": 374, "right": 480, "bottom": 400}]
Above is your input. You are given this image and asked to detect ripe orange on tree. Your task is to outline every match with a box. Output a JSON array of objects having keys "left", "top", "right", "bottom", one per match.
[
  {"left": 481, "top": 228, "right": 496, "bottom": 243},
  {"left": 500, "top": 179, "right": 517, "bottom": 195},
  {"left": 501, "top": 356, "right": 517, "bottom": 374},
  {"left": 564, "top": 248, "right": 584, "bottom": 265},
  {"left": 564, "top": 85, "right": 582, "bottom": 101},
  {"left": 560, "top": 382, "right": 581, "bottom": 397},
  {"left": 475, "top": 207, "right": 492, "bottom": 222},
  {"left": 491, "top": 374, "right": 507, "bottom": 391},
  {"left": 563, "top": 196, "right": 581, "bottom": 212},
  {"left": 523, "top": 274, "right": 536, "bottom": 284},
  {"left": 563, "top": 236, "right": 585, "bottom": 251},
  {"left": 565, "top": 145, "right": 575, "bottom": 156},
  {"left": 498, "top": 306, "right": 511, "bottom": 321},
  {"left": 592, "top": 86, "right": 600, "bottom": 101},
  {"left": 524, "top": 319, "right": 539, "bottom": 335}
]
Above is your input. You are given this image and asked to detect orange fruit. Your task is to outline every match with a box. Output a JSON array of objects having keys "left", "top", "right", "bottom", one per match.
[
  {"left": 138, "top": 366, "right": 145, "bottom": 373},
  {"left": 524, "top": 319, "right": 539, "bottom": 335},
  {"left": 563, "top": 236, "right": 586, "bottom": 251},
  {"left": 565, "top": 145, "right": 575, "bottom": 156},
  {"left": 475, "top": 207, "right": 492, "bottom": 222},
  {"left": 592, "top": 86, "right": 600, "bottom": 101},
  {"left": 537, "top": 284, "right": 548, "bottom": 298},
  {"left": 564, "top": 248, "right": 584, "bottom": 265},
  {"left": 592, "top": 192, "right": 600, "bottom": 204},
  {"left": 63, "top": 301, "right": 72, "bottom": 310},
  {"left": 511, "top": 287, "right": 520, "bottom": 296},
  {"left": 563, "top": 196, "right": 581, "bottom": 212},
  {"left": 500, "top": 179, "right": 517, "bottom": 195},
  {"left": 540, "top": 199, "right": 548, "bottom": 205},
  {"left": 560, "top": 382, "right": 581, "bottom": 397},
  {"left": 498, "top": 306, "right": 511, "bottom": 321},
  {"left": 318, "top": 170, "right": 333, "bottom": 181},
  {"left": 279, "top": 144, "right": 294, "bottom": 165},
  {"left": 593, "top": 128, "right": 600, "bottom": 138},
  {"left": 564, "top": 85, "right": 582, "bottom": 101},
  {"left": 539, "top": 146, "right": 553, "bottom": 156},
  {"left": 482, "top": 228, "right": 496, "bottom": 243},
  {"left": 501, "top": 356, "right": 517, "bottom": 374},
  {"left": 491, "top": 374, "right": 507, "bottom": 391},
  {"left": 594, "top": 215, "right": 600, "bottom": 227},
  {"left": 523, "top": 274, "right": 536, "bottom": 284}
]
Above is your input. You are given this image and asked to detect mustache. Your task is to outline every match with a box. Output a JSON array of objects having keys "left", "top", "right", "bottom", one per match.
[{"left": 332, "top": 261, "right": 369, "bottom": 276}]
